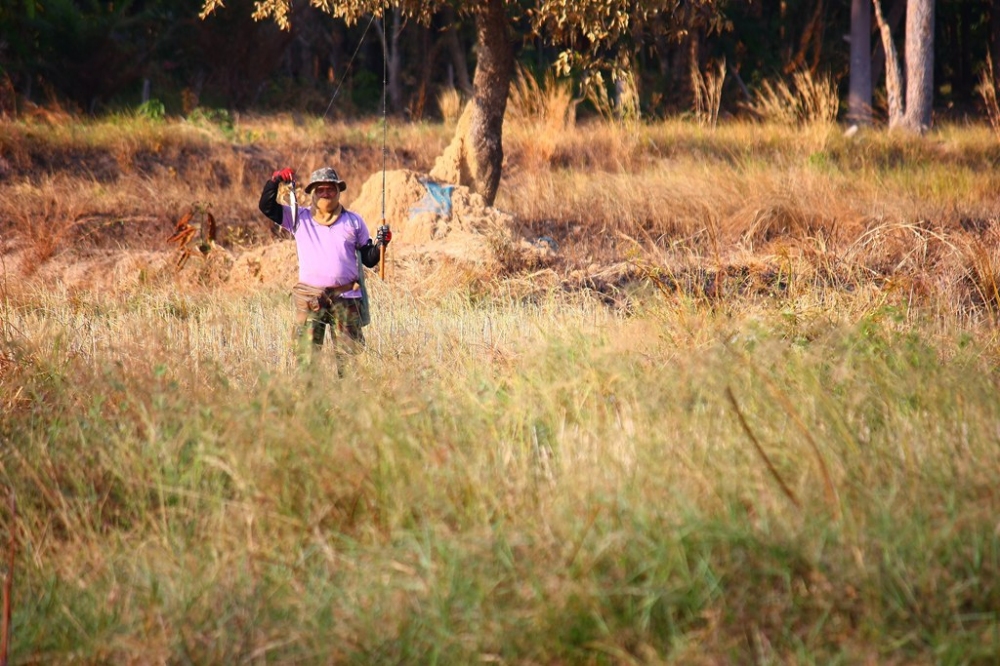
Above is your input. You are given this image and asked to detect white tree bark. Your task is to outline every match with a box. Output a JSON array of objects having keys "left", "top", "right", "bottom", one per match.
[
  {"left": 872, "top": 0, "right": 905, "bottom": 128},
  {"left": 872, "top": 0, "right": 934, "bottom": 132},
  {"left": 901, "top": 0, "right": 935, "bottom": 132}
]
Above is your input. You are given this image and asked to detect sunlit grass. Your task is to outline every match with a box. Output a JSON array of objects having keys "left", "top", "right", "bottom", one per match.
[
  {"left": 4, "top": 268, "right": 1000, "bottom": 661},
  {"left": 3, "top": 114, "right": 1000, "bottom": 662}
]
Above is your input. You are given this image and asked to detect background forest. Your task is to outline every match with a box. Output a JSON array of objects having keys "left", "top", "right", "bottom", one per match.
[{"left": 1, "top": 0, "right": 998, "bottom": 124}]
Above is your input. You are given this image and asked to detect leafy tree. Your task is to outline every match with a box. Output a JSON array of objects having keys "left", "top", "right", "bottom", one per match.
[
  {"left": 1, "top": 0, "right": 161, "bottom": 111},
  {"left": 201, "top": 0, "right": 728, "bottom": 205}
]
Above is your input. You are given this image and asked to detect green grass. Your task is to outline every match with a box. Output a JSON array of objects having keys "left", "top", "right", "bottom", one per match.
[
  {"left": 3, "top": 113, "right": 1000, "bottom": 662},
  {"left": 3, "top": 274, "right": 999, "bottom": 663}
]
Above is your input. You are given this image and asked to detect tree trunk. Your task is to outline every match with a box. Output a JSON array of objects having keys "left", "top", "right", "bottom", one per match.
[
  {"left": 848, "top": 0, "right": 873, "bottom": 125},
  {"left": 873, "top": 0, "right": 905, "bottom": 127},
  {"left": 441, "top": 5, "right": 472, "bottom": 96},
  {"left": 670, "top": 29, "right": 698, "bottom": 111},
  {"left": 374, "top": 7, "right": 403, "bottom": 114},
  {"left": 784, "top": 0, "right": 826, "bottom": 74},
  {"left": 429, "top": 0, "right": 513, "bottom": 206},
  {"left": 901, "top": 0, "right": 934, "bottom": 132},
  {"left": 991, "top": 0, "right": 1000, "bottom": 89},
  {"left": 871, "top": 0, "right": 906, "bottom": 93}
]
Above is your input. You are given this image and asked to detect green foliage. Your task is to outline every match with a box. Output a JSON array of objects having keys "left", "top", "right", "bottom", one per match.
[
  {"left": 187, "top": 107, "right": 236, "bottom": 137},
  {"left": 349, "top": 68, "right": 384, "bottom": 115},
  {"left": 7, "top": 0, "right": 167, "bottom": 111},
  {"left": 136, "top": 98, "right": 166, "bottom": 121}
]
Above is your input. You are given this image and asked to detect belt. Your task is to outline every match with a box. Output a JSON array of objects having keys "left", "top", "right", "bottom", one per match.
[
  {"left": 293, "top": 281, "right": 360, "bottom": 313},
  {"left": 324, "top": 281, "right": 360, "bottom": 297}
]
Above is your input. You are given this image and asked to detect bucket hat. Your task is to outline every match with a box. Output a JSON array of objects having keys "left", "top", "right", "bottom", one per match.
[{"left": 305, "top": 167, "right": 347, "bottom": 193}]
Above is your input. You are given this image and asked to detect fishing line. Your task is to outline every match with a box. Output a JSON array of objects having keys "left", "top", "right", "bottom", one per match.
[
  {"left": 315, "top": 5, "right": 392, "bottom": 278},
  {"left": 322, "top": 12, "right": 379, "bottom": 120}
]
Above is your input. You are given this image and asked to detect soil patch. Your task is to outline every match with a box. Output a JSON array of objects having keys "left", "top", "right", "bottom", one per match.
[
  {"left": 349, "top": 168, "right": 510, "bottom": 264},
  {"left": 0, "top": 167, "right": 540, "bottom": 296}
]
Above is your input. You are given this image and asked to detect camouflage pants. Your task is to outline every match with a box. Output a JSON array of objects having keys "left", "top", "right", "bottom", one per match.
[{"left": 291, "top": 282, "right": 364, "bottom": 350}]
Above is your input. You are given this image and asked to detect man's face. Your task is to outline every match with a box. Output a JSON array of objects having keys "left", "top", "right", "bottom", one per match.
[
  {"left": 313, "top": 183, "right": 340, "bottom": 199},
  {"left": 313, "top": 183, "right": 341, "bottom": 211}
]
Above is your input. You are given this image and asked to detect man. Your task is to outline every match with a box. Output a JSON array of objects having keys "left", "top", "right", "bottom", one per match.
[{"left": 259, "top": 166, "right": 391, "bottom": 355}]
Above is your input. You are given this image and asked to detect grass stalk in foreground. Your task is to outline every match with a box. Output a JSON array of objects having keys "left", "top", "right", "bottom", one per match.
[{"left": 2, "top": 281, "right": 999, "bottom": 662}]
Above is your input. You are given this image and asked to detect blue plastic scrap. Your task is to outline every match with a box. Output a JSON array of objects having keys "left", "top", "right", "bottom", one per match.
[
  {"left": 536, "top": 236, "right": 558, "bottom": 252},
  {"left": 410, "top": 179, "right": 456, "bottom": 219}
]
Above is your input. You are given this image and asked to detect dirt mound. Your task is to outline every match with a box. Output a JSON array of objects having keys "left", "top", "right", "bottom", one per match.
[
  {"left": 349, "top": 169, "right": 511, "bottom": 263},
  {"left": 222, "top": 168, "right": 530, "bottom": 292},
  {"left": 229, "top": 241, "right": 297, "bottom": 288},
  {"left": 185, "top": 168, "right": 525, "bottom": 292},
  {"left": 0, "top": 243, "right": 244, "bottom": 294},
  {"left": 0, "top": 168, "right": 544, "bottom": 295}
]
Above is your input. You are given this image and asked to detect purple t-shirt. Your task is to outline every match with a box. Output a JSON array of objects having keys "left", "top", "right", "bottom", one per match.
[{"left": 280, "top": 206, "right": 370, "bottom": 299}]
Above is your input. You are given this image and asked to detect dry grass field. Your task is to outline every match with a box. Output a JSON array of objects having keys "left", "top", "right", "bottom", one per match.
[{"left": 2, "top": 103, "right": 1000, "bottom": 663}]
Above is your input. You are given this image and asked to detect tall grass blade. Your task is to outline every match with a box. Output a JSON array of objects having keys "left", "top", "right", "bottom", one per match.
[{"left": 724, "top": 386, "right": 801, "bottom": 509}]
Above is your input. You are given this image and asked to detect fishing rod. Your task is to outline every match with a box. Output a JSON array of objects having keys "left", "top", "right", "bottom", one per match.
[{"left": 378, "top": 0, "right": 390, "bottom": 281}]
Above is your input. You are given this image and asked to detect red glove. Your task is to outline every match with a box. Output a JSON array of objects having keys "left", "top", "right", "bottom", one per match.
[
  {"left": 376, "top": 225, "right": 392, "bottom": 246},
  {"left": 271, "top": 168, "right": 295, "bottom": 183}
]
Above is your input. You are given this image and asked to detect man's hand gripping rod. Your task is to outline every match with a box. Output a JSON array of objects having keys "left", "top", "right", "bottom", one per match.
[{"left": 378, "top": 221, "right": 390, "bottom": 280}]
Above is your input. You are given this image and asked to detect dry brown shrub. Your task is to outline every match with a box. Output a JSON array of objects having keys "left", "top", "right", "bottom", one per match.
[
  {"left": 527, "top": 121, "right": 640, "bottom": 172},
  {"left": 505, "top": 65, "right": 578, "bottom": 169},
  {"left": 955, "top": 235, "right": 1000, "bottom": 310},
  {"left": 0, "top": 134, "right": 28, "bottom": 179},
  {"left": 5, "top": 182, "right": 90, "bottom": 272},
  {"left": 741, "top": 203, "right": 811, "bottom": 250},
  {"left": 692, "top": 60, "right": 726, "bottom": 128},
  {"left": 507, "top": 65, "right": 577, "bottom": 129},
  {"left": 437, "top": 87, "right": 464, "bottom": 126},
  {"left": 584, "top": 70, "right": 641, "bottom": 124},
  {"left": 0, "top": 71, "right": 16, "bottom": 119},
  {"left": 976, "top": 55, "right": 1000, "bottom": 138},
  {"left": 21, "top": 99, "right": 74, "bottom": 126},
  {"left": 844, "top": 219, "right": 949, "bottom": 277},
  {"left": 750, "top": 70, "right": 840, "bottom": 125}
]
